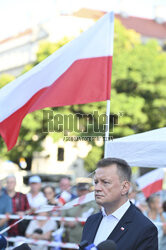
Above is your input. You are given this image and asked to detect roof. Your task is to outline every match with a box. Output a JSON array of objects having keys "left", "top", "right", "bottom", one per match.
[
  {"left": 73, "top": 8, "right": 166, "bottom": 39},
  {"left": 0, "top": 29, "right": 33, "bottom": 45},
  {"left": 73, "top": 8, "right": 106, "bottom": 20},
  {"left": 116, "top": 14, "right": 166, "bottom": 39},
  {"left": 1, "top": 9, "right": 166, "bottom": 45}
]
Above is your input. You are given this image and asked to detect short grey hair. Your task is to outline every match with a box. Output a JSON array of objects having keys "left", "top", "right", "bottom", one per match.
[{"left": 96, "top": 157, "right": 132, "bottom": 182}]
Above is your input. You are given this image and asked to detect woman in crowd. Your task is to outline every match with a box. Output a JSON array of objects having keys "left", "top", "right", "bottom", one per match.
[
  {"left": 25, "top": 211, "right": 57, "bottom": 250},
  {"left": 145, "top": 194, "right": 166, "bottom": 250},
  {"left": 43, "top": 185, "right": 58, "bottom": 206}
]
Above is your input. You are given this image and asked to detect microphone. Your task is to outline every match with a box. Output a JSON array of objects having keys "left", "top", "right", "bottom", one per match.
[
  {"left": 0, "top": 234, "right": 7, "bottom": 249},
  {"left": 85, "top": 243, "right": 97, "bottom": 250},
  {"left": 79, "top": 240, "right": 89, "bottom": 249},
  {"left": 79, "top": 240, "right": 117, "bottom": 250}
]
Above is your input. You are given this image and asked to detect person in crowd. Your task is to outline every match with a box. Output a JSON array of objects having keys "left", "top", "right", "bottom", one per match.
[
  {"left": 81, "top": 158, "right": 158, "bottom": 250},
  {"left": 163, "top": 201, "right": 166, "bottom": 213},
  {"left": 43, "top": 185, "right": 58, "bottom": 205},
  {"left": 6, "top": 175, "right": 30, "bottom": 236},
  {"left": 62, "top": 182, "right": 99, "bottom": 244},
  {"left": 128, "top": 182, "right": 145, "bottom": 213},
  {"left": 145, "top": 195, "right": 166, "bottom": 250},
  {"left": 137, "top": 200, "right": 149, "bottom": 213},
  {"left": 27, "top": 176, "right": 47, "bottom": 212},
  {"left": 0, "top": 180, "right": 12, "bottom": 236},
  {"left": 25, "top": 211, "right": 57, "bottom": 250},
  {"left": 160, "top": 201, "right": 166, "bottom": 249},
  {"left": 128, "top": 182, "right": 139, "bottom": 205},
  {"left": 58, "top": 177, "right": 77, "bottom": 201}
]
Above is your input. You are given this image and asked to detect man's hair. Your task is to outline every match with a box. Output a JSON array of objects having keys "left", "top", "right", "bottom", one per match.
[
  {"left": 6, "top": 175, "right": 16, "bottom": 181},
  {"left": 96, "top": 158, "right": 131, "bottom": 182},
  {"left": 60, "top": 176, "right": 71, "bottom": 182},
  {"left": 43, "top": 185, "right": 55, "bottom": 193},
  {"left": 146, "top": 194, "right": 159, "bottom": 207},
  {"left": 162, "top": 201, "right": 166, "bottom": 212}
]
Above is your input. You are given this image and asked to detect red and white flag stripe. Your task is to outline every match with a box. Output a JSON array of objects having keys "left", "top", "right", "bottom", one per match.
[
  {"left": 0, "top": 12, "right": 114, "bottom": 150},
  {"left": 58, "top": 191, "right": 72, "bottom": 205},
  {"left": 136, "top": 168, "right": 165, "bottom": 198}
]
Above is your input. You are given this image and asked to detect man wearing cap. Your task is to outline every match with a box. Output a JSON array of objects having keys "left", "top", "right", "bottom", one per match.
[
  {"left": 62, "top": 183, "right": 99, "bottom": 244},
  {"left": 27, "top": 176, "right": 46, "bottom": 212}
]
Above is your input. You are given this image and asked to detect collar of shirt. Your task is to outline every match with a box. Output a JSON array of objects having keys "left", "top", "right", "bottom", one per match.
[{"left": 101, "top": 200, "right": 130, "bottom": 220}]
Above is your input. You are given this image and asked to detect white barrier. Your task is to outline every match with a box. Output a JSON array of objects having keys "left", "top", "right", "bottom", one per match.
[
  {"left": 0, "top": 192, "right": 95, "bottom": 234},
  {"left": 1, "top": 214, "right": 165, "bottom": 226},
  {"left": 0, "top": 214, "right": 86, "bottom": 223},
  {"left": 7, "top": 236, "right": 79, "bottom": 249}
]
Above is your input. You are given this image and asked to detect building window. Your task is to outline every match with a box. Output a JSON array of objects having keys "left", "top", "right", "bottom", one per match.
[{"left": 57, "top": 147, "right": 64, "bottom": 161}]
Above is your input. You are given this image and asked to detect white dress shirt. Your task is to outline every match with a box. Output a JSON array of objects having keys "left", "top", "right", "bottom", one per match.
[
  {"left": 27, "top": 192, "right": 47, "bottom": 209},
  {"left": 94, "top": 200, "right": 130, "bottom": 246}
]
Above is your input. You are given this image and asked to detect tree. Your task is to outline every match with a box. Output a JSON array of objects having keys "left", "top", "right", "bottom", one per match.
[
  {"left": 36, "top": 37, "right": 72, "bottom": 64},
  {"left": 0, "top": 74, "right": 15, "bottom": 88}
]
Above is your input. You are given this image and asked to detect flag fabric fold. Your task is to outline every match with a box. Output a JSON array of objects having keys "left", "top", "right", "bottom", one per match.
[
  {"left": 136, "top": 168, "right": 165, "bottom": 198},
  {"left": 0, "top": 12, "right": 114, "bottom": 150}
]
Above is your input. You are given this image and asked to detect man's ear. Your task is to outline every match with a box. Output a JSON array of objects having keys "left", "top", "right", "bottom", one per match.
[{"left": 121, "top": 181, "right": 130, "bottom": 196}]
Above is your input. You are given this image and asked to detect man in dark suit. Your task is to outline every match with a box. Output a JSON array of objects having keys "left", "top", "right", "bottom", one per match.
[{"left": 81, "top": 158, "right": 158, "bottom": 250}]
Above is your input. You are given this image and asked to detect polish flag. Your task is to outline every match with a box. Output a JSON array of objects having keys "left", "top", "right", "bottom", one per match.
[
  {"left": 58, "top": 191, "right": 72, "bottom": 205},
  {"left": 136, "top": 168, "right": 165, "bottom": 198},
  {"left": 0, "top": 12, "right": 114, "bottom": 150}
]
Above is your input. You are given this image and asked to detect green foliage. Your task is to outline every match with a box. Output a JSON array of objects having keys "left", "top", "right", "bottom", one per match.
[
  {"left": 0, "top": 74, "right": 15, "bottom": 88},
  {"left": 36, "top": 37, "right": 73, "bottom": 63},
  {"left": 21, "top": 64, "right": 34, "bottom": 74},
  {"left": 84, "top": 146, "right": 103, "bottom": 173}
]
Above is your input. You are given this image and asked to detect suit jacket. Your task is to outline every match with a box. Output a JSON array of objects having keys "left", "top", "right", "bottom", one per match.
[{"left": 81, "top": 203, "right": 158, "bottom": 250}]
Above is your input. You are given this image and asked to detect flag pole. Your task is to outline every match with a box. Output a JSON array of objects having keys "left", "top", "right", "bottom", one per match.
[
  {"left": 103, "top": 12, "right": 114, "bottom": 158},
  {"left": 104, "top": 99, "right": 110, "bottom": 157}
]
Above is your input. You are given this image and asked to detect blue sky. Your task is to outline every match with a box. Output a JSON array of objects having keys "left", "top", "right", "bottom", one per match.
[{"left": 0, "top": 0, "right": 166, "bottom": 40}]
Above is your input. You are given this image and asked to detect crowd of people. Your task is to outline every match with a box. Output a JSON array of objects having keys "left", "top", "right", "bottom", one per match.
[
  {"left": 0, "top": 171, "right": 166, "bottom": 249},
  {"left": 128, "top": 184, "right": 166, "bottom": 250},
  {"left": 0, "top": 175, "right": 98, "bottom": 249}
]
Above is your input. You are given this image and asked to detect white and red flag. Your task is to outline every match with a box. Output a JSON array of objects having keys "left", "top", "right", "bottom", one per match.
[
  {"left": 58, "top": 191, "right": 72, "bottom": 205},
  {"left": 136, "top": 168, "right": 165, "bottom": 198},
  {"left": 0, "top": 12, "right": 114, "bottom": 150}
]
